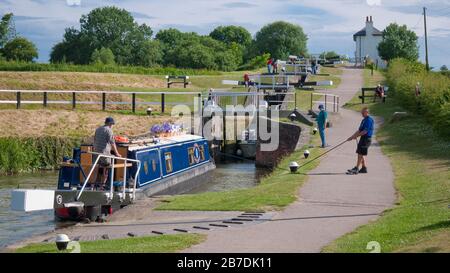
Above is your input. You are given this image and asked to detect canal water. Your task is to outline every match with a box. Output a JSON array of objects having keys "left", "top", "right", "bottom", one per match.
[{"left": 0, "top": 161, "right": 268, "bottom": 248}]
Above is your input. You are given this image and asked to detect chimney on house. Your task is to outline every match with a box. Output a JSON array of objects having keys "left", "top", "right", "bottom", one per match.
[{"left": 366, "top": 16, "right": 374, "bottom": 35}]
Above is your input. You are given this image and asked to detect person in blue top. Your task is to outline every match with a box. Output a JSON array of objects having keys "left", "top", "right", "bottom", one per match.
[
  {"left": 346, "top": 107, "right": 374, "bottom": 174},
  {"left": 317, "top": 104, "right": 328, "bottom": 148}
]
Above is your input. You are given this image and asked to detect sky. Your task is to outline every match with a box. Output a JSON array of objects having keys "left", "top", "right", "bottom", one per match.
[{"left": 1, "top": 0, "right": 449, "bottom": 68}]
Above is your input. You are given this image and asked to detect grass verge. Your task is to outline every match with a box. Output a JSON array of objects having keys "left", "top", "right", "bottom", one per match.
[
  {"left": 15, "top": 234, "right": 205, "bottom": 253},
  {"left": 344, "top": 68, "right": 385, "bottom": 111},
  {"left": 323, "top": 93, "right": 450, "bottom": 253},
  {"left": 0, "top": 61, "right": 222, "bottom": 76},
  {"left": 291, "top": 67, "right": 343, "bottom": 112},
  {"left": 156, "top": 132, "right": 320, "bottom": 212}
]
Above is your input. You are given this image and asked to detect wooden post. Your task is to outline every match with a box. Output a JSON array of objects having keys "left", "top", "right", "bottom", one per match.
[
  {"left": 222, "top": 110, "right": 226, "bottom": 145},
  {"left": 132, "top": 93, "right": 136, "bottom": 113},
  {"left": 102, "top": 92, "right": 106, "bottom": 111},
  {"left": 167, "top": 76, "right": 171, "bottom": 89},
  {"left": 16, "top": 91, "right": 21, "bottom": 109},
  {"left": 310, "top": 93, "right": 313, "bottom": 111},
  {"left": 72, "top": 92, "right": 76, "bottom": 109},
  {"left": 424, "top": 7, "right": 430, "bottom": 71},
  {"left": 333, "top": 96, "right": 336, "bottom": 112},
  {"left": 294, "top": 92, "right": 297, "bottom": 109},
  {"left": 324, "top": 94, "right": 327, "bottom": 111},
  {"left": 43, "top": 92, "right": 47, "bottom": 108},
  {"left": 234, "top": 111, "right": 237, "bottom": 142},
  {"left": 362, "top": 89, "right": 365, "bottom": 104},
  {"left": 198, "top": 93, "right": 203, "bottom": 136},
  {"left": 161, "top": 93, "right": 165, "bottom": 113}
]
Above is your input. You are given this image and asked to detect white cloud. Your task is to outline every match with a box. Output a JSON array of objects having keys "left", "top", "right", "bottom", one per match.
[
  {"left": 366, "top": 0, "right": 382, "bottom": 6},
  {"left": 66, "top": 0, "right": 81, "bottom": 7}
]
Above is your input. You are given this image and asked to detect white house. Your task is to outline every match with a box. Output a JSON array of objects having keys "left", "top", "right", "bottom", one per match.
[{"left": 354, "top": 16, "right": 385, "bottom": 68}]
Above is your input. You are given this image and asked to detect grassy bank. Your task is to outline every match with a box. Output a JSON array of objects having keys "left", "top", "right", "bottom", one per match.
[
  {"left": 157, "top": 132, "right": 320, "bottom": 212},
  {"left": 0, "top": 109, "right": 172, "bottom": 138},
  {"left": 386, "top": 59, "right": 450, "bottom": 138},
  {"left": 0, "top": 136, "right": 81, "bottom": 174},
  {"left": 0, "top": 61, "right": 221, "bottom": 76},
  {"left": 15, "top": 234, "right": 205, "bottom": 253},
  {"left": 324, "top": 77, "right": 450, "bottom": 252},
  {"left": 0, "top": 71, "right": 166, "bottom": 91}
]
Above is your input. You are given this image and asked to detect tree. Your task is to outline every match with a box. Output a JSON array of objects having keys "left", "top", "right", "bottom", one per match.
[
  {"left": 3, "top": 37, "right": 38, "bottom": 62},
  {"left": 130, "top": 40, "right": 163, "bottom": 67},
  {"left": 254, "top": 21, "right": 308, "bottom": 60},
  {"left": 91, "top": 47, "right": 115, "bottom": 65},
  {"left": 50, "top": 6, "right": 156, "bottom": 65},
  {"left": 440, "top": 65, "right": 448, "bottom": 71},
  {"left": 209, "top": 25, "right": 252, "bottom": 47},
  {"left": 50, "top": 28, "right": 92, "bottom": 64},
  {"left": 320, "top": 51, "right": 340, "bottom": 60},
  {"left": 156, "top": 29, "right": 243, "bottom": 70},
  {"left": 0, "top": 13, "right": 14, "bottom": 48},
  {"left": 378, "top": 23, "right": 419, "bottom": 62},
  {"left": 155, "top": 28, "right": 184, "bottom": 46}
]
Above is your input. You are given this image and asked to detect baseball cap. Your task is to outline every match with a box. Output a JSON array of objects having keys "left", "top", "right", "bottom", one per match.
[{"left": 105, "top": 117, "right": 115, "bottom": 125}]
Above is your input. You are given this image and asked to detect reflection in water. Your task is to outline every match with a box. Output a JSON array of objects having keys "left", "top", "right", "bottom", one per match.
[
  {"left": 188, "top": 160, "right": 269, "bottom": 194},
  {"left": 0, "top": 162, "right": 270, "bottom": 248},
  {"left": 0, "top": 172, "right": 58, "bottom": 248}
]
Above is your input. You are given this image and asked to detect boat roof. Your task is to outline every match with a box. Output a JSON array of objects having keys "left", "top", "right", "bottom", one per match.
[{"left": 127, "top": 134, "right": 205, "bottom": 151}]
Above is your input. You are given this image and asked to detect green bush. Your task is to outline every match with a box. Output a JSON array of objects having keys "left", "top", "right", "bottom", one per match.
[
  {"left": 238, "top": 53, "right": 270, "bottom": 71},
  {"left": 386, "top": 58, "right": 450, "bottom": 137},
  {"left": 0, "top": 137, "right": 81, "bottom": 174},
  {"left": 2, "top": 37, "right": 39, "bottom": 62},
  {"left": 91, "top": 47, "right": 115, "bottom": 65}
]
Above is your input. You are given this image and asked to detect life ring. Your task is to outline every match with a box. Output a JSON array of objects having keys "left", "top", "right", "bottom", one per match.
[{"left": 114, "top": 136, "right": 129, "bottom": 144}]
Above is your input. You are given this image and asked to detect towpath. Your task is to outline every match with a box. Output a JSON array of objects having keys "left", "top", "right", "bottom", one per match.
[{"left": 183, "top": 67, "right": 396, "bottom": 253}]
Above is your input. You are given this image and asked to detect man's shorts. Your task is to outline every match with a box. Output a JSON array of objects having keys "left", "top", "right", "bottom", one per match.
[
  {"left": 94, "top": 154, "right": 112, "bottom": 167},
  {"left": 356, "top": 136, "right": 372, "bottom": 156}
]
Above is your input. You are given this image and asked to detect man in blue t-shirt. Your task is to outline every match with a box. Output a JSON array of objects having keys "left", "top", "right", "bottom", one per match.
[
  {"left": 346, "top": 107, "right": 374, "bottom": 174},
  {"left": 317, "top": 104, "right": 328, "bottom": 148}
]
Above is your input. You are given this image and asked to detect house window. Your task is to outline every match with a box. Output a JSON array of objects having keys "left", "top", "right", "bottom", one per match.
[
  {"left": 199, "top": 145, "right": 205, "bottom": 161},
  {"left": 164, "top": 152, "right": 173, "bottom": 173},
  {"left": 188, "top": 147, "right": 195, "bottom": 165}
]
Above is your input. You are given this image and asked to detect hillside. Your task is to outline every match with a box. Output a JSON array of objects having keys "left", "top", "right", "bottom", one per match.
[
  {"left": 0, "top": 109, "right": 173, "bottom": 138},
  {"left": 0, "top": 71, "right": 166, "bottom": 91}
]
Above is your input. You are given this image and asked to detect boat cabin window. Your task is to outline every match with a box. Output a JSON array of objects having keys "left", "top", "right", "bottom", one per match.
[
  {"left": 165, "top": 152, "right": 173, "bottom": 173},
  {"left": 188, "top": 147, "right": 195, "bottom": 165}
]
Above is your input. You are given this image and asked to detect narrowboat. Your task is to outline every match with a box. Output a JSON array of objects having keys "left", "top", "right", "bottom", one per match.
[{"left": 53, "top": 134, "right": 215, "bottom": 221}]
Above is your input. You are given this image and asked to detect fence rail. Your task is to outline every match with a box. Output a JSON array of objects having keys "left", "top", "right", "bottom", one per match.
[
  {"left": 0, "top": 89, "right": 299, "bottom": 113},
  {"left": 208, "top": 90, "right": 295, "bottom": 110},
  {"left": 310, "top": 92, "right": 340, "bottom": 112},
  {"left": 0, "top": 89, "right": 202, "bottom": 113}
]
